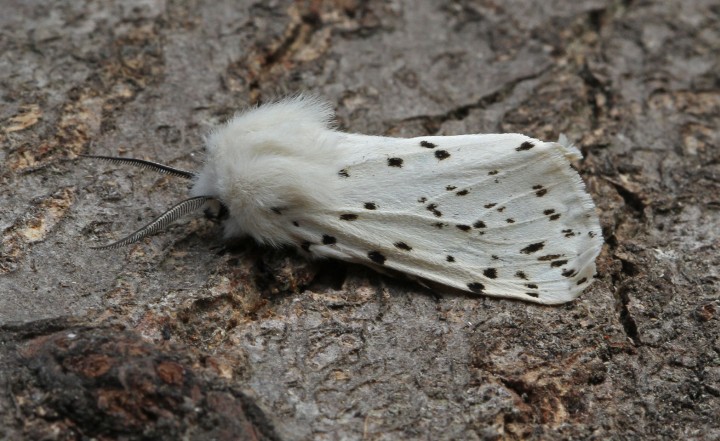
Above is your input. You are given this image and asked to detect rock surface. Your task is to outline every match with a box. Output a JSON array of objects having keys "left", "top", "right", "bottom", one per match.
[{"left": 1, "top": 0, "right": 718, "bottom": 439}]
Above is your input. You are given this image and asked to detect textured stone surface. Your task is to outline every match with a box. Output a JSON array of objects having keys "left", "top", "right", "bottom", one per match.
[{"left": 1, "top": 0, "right": 718, "bottom": 439}]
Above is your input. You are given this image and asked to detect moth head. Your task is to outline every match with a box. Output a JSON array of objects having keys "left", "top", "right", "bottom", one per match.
[{"left": 80, "top": 155, "right": 223, "bottom": 249}]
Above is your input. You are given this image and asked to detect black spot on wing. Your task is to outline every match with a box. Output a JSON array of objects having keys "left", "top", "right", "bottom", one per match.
[
  {"left": 418, "top": 197, "right": 427, "bottom": 203},
  {"left": 588, "top": 231, "right": 596, "bottom": 238},
  {"left": 420, "top": 140, "right": 436, "bottom": 148},
  {"left": 506, "top": 218, "right": 515, "bottom": 224},
  {"left": 538, "top": 254, "right": 562, "bottom": 261},
  {"left": 577, "top": 277, "right": 588, "bottom": 285},
  {"left": 446, "top": 185, "right": 457, "bottom": 191},
  {"left": 543, "top": 209, "right": 555, "bottom": 215},
  {"left": 551, "top": 259, "right": 569, "bottom": 268},
  {"left": 339, "top": 169, "right": 349, "bottom": 178},
  {"left": 562, "top": 268, "right": 577, "bottom": 278},
  {"left": 394, "top": 242, "right": 412, "bottom": 251},
  {"left": 426, "top": 203, "right": 442, "bottom": 217},
  {"left": 515, "top": 271, "right": 528, "bottom": 280},
  {"left": 467, "top": 282, "right": 485, "bottom": 293},
  {"left": 473, "top": 220, "right": 486, "bottom": 229},
  {"left": 368, "top": 251, "right": 386, "bottom": 264},
  {"left": 446, "top": 255, "right": 455, "bottom": 262},
  {"left": 526, "top": 283, "right": 538, "bottom": 289},
  {"left": 271, "top": 207, "right": 283, "bottom": 215},
  {"left": 497, "top": 206, "right": 506, "bottom": 212},
  {"left": 520, "top": 242, "right": 545, "bottom": 254},
  {"left": 432, "top": 222, "right": 447, "bottom": 229},
  {"left": 364, "top": 202, "right": 377, "bottom": 210},
  {"left": 388, "top": 157, "right": 403, "bottom": 167},
  {"left": 322, "top": 235, "right": 337, "bottom": 245},
  {"left": 340, "top": 214, "right": 358, "bottom": 221},
  {"left": 456, "top": 189, "right": 469, "bottom": 196},
  {"left": 536, "top": 188, "right": 548, "bottom": 197},
  {"left": 516, "top": 141, "right": 534, "bottom": 151},
  {"left": 483, "top": 268, "right": 497, "bottom": 279},
  {"left": 434, "top": 150, "right": 450, "bottom": 160},
  {"left": 488, "top": 170, "right": 499, "bottom": 175},
  {"left": 549, "top": 213, "right": 561, "bottom": 221},
  {"left": 292, "top": 221, "right": 299, "bottom": 227},
  {"left": 456, "top": 224, "right": 471, "bottom": 232},
  {"left": 525, "top": 292, "right": 539, "bottom": 298},
  {"left": 484, "top": 203, "right": 497, "bottom": 209}
]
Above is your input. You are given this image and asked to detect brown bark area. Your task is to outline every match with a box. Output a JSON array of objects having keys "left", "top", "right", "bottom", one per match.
[{"left": 1, "top": 0, "right": 718, "bottom": 439}]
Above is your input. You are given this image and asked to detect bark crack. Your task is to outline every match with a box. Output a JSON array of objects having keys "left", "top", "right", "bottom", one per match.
[{"left": 391, "top": 66, "right": 552, "bottom": 133}]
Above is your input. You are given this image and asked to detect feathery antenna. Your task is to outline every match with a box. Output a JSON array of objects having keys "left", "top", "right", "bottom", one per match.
[
  {"left": 80, "top": 154, "right": 196, "bottom": 179},
  {"left": 92, "top": 196, "right": 213, "bottom": 249}
]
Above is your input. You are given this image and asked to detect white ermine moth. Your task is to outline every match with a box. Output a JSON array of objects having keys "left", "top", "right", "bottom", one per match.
[{"left": 83, "top": 95, "right": 603, "bottom": 304}]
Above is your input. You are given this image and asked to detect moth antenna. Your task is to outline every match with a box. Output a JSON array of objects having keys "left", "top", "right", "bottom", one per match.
[
  {"left": 80, "top": 154, "right": 196, "bottom": 179},
  {"left": 92, "top": 196, "right": 213, "bottom": 249}
]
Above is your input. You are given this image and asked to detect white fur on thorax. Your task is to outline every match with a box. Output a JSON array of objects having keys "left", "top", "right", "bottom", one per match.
[{"left": 191, "top": 96, "right": 344, "bottom": 246}]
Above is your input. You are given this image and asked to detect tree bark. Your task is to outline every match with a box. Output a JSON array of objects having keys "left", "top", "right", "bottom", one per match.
[{"left": 1, "top": 0, "right": 718, "bottom": 439}]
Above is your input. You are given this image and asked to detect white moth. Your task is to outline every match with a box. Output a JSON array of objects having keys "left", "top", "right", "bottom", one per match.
[{"left": 84, "top": 95, "right": 603, "bottom": 304}]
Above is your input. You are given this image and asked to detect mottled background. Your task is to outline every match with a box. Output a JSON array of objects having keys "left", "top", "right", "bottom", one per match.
[{"left": 1, "top": 0, "right": 718, "bottom": 439}]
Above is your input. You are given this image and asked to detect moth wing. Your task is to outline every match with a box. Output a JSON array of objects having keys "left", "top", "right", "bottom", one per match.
[{"left": 293, "top": 134, "right": 602, "bottom": 304}]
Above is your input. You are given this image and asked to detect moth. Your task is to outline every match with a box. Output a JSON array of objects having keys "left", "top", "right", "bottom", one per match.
[{"left": 83, "top": 95, "right": 603, "bottom": 304}]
